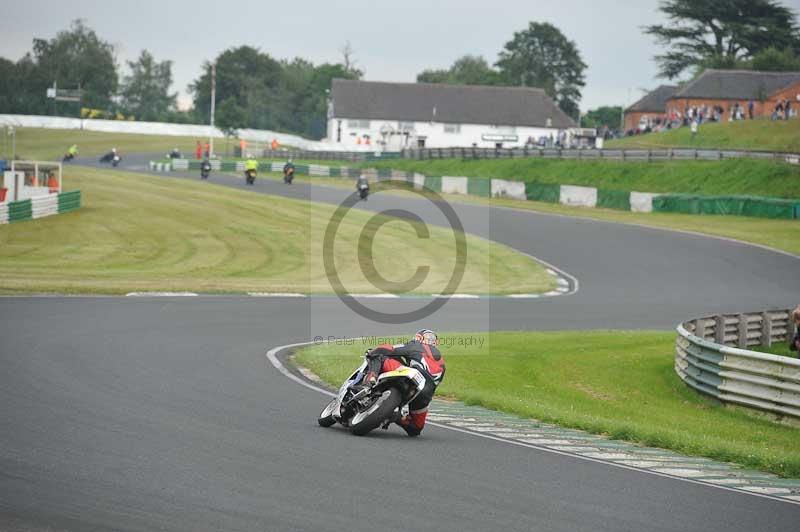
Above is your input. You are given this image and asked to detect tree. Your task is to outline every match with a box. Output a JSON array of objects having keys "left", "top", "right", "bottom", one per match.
[
  {"left": 750, "top": 47, "right": 800, "bottom": 71},
  {"left": 582, "top": 106, "right": 623, "bottom": 129},
  {"left": 646, "top": 0, "right": 800, "bottom": 78},
  {"left": 31, "top": 19, "right": 118, "bottom": 110},
  {"left": 339, "top": 41, "right": 363, "bottom": 78},
  {"left": 120, "top": 50, "right": 177, "bottom": 121},
  {"left": 215, "top": 97, "right": 247, "bottom": 138},
  {"left": 416, "top": 55, "right": 499, "bottom": 85},
  {"left": 496, "top": 22, "right": 587, "bottom": 118}
]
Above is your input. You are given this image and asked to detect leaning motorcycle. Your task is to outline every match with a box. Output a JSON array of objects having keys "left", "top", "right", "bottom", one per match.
[
  {"left": 358, "top": 183, "right": 369, "bottom": 201},
  {"left": 245, "top": 169, "right": 256, "bottom": 185},
  {"left": 318, "top": 353, "right": 426, "bottom": 436},
  {"left": 111, "top": 154, "right": 121, "bottom": 167}
]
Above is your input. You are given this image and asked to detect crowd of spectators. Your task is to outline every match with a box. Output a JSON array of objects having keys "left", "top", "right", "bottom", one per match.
[{"left": 626, "top": 97, "right": 798, "bottom": 137}]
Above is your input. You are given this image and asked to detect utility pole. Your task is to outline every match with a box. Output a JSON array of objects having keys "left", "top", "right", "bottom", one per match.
[{"left": 209, "top": 63, "right": 216, "bottom": 158}]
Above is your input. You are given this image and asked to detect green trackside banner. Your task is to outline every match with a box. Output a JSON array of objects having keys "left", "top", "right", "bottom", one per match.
[
  {"left": 58, "top": 190, "right": 81, "bottom": 213},
  {"left": 329, "top": 166, "right": 341, "bottom": 177},
  {"left": 597, "top": 189, "right": 631, "bottom": 211},
  {"left": 424, "top": 175, "right": 442, "bottom": 192},
  {"left": 467, "top": 178, "right": 491, "bottom": 197},
  {"left": 8, "top": 199, "right": 32, "bottom": 222},
  {"left": 653, "top": 195, "right": 797, "bottom": 219},
  {"left": 525, "top": 182, "right": 560, "bottom": 203}
]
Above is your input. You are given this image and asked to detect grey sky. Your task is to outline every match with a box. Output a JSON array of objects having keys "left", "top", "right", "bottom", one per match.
[{"left": 2, "top": 0, "right": 798, "bottom": 115}]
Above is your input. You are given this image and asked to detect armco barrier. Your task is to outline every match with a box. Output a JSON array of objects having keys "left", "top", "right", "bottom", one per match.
[
  {"left": 0, "top": 191, "right": 81, "bottom": 224},
  {"left": 675, "top": 309, "right": 800, "bottom": 420}
]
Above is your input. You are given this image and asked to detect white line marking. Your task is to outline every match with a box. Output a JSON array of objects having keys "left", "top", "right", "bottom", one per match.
[
  {"left": 125, "top": 292, "right": 198, "bottom": 297},
  {"left": 247, "top": 292, "right": 306, "bottom": 297},
  {"left": 266, "top": 340, "right": 800, "bottom": 507},
  {"left": 507, "top": 294, "right": 541, "bottom": 299},
  {"left": 448, "top": 294, "right": 481, "bottom": 299},
  {"left": 349, "top": 293, "right": 400, "bottom": 298}
]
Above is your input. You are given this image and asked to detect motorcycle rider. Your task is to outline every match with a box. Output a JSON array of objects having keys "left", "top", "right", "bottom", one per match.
[
  {"left": 245, "top": 156, "right": 258, "bottom": 179},
  {"left": 283, "top": 159, "right": 295, "bottom": 180},
  {"left": 65, "top": 144, "right": 78, "bottom": 160},
  {"left": 356, "top": 174, "right": 370, "bottom": 200},
  {"left": 362, "top": 329, "right": 445, "bottom": 436}
]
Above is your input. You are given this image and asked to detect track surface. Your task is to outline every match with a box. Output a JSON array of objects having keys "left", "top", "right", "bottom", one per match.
[{"left": 0, "top": 156, "right": 798, "bottom": 531}]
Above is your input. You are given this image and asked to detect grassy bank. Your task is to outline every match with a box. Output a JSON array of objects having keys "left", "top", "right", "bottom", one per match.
[
  {"left": 0, "top": 167, "right": 553, "bottom": 295},
  {"left": 607, "top": 117, "right": 800, "bottom": 152},
  {"left": 357, "top": 157, "right": 800, "bottom": 199},
  {"left": 2, "top": 127, "right": 224, "bottom": 161},
  {"left": 296, "top": 330, "right": 800, "bottom": 477}
]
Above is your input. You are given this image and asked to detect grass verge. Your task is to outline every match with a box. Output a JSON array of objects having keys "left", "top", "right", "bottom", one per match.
[
  {"left": 3, "top": 127, "right": 224, "bottom": 161},
  {"left": 295, "top": 330, "right": 800, "bottom": 477},
  {"left": 606, "top": 117, "right": 800, "bottom": 153},
  {"left": 0, "top": 167, "right": 553, "bottom": 295},
  {"left": 357, "top": 157, "right": 800, "bottom": 199}
]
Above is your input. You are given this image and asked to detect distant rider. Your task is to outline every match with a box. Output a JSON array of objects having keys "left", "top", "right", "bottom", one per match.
[
  {"left": 356, "top": 174, "right": 369, "bottom": 200},
  {"left": 68, "top": 144, "right": 78, "bottom": 158},
  {"left": 245, "top": 157, "right": 258, "bottom": 174},
  {"left": 283, "top": 159, "right": 295, "bottom": 177},
  {"left": 363, "top": 329, "right": 445, "bottom": 436}
]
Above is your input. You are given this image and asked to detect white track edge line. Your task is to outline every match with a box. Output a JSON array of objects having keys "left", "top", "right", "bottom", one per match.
[{"left": 266, "top": 339, "right": 799, "bottom": 507}]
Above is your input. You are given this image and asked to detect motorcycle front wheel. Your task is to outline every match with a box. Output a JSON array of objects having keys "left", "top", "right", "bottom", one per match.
[
  {"left": 349, "top": 388, "right": 402, "bottom": 436},
  {"left": 318, "top": 399, "right": 338, "bottom": 427}
]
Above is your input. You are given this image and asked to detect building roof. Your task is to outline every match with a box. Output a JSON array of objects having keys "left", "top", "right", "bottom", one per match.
[
  {"left": 672, "top": 69, "right": 800, "bottom": 100},
  {"left": 625, "top": 85, "right": 678, "bottom": 113},
  {"left": 330, "top": 79, "right": 576, "bottom": 128}
]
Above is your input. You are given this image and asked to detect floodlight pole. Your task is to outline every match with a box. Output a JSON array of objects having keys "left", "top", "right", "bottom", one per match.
[{"left": 209, "top": 63, "right": 216, "bottom": 158}]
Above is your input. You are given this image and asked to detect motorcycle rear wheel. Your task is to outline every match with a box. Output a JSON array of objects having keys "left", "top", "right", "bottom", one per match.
[{"left": 350, "top": 388, "right": 402, "bottom": 436}]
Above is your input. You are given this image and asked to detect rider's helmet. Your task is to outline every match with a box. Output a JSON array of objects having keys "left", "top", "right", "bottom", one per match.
[
  {"left": 414, "top": 329, "right": 438, "bottom": 346},
  {"left": 112, "top": 148, "right": 117, "bottom": 153}
]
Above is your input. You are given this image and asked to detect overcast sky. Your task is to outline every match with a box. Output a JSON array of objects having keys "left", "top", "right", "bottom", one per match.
[{"left": 2, "top": 0, "right": 799, "bottom": 114}]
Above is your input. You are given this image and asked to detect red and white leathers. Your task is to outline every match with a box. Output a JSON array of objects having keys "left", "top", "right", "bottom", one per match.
[{"left": 364, "top": 340, "right": 445, "bottom": 436}]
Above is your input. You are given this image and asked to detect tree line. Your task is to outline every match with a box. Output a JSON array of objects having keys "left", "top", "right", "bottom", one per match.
[
  {"left": 0, "top": 20, "right": 360, "bottom": 139},
  {"left": 1, "top": 1, "right": 798, "bottom": 136}
]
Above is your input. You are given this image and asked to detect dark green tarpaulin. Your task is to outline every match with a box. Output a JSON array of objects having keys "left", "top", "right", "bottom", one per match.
[
  {"left": 424, "top": 175, "right": 442, "bottom": 192},
  {"left": 653, "top": 194, "right": 797, "bottom": 219},
  {"left": 597, "top": 189, "right": 631, "bottom": 211},
  {"left": 329, "top": 166, "right": 341, "bottom": 177},
  {"left": 467, "top": 178, "right": 491, "bottom": 197},
  {"left": 525, "top": 182, "right": 560, "bottom": 203}
]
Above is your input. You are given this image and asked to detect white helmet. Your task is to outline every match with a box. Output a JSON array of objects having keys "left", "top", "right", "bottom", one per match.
[{"left": 414, "top": 329, "right": 438, "bottom": 346}]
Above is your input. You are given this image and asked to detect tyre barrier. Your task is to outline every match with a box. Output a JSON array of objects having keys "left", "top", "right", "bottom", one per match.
[
  {"left": 0, "top": 190, "right": 81, "bottom": 224},
  {"left": 675, "top": 309, "right": 800, "bottom": 420}
]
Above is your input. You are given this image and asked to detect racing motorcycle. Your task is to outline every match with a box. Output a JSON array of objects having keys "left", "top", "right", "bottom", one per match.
[
  {"left": 318, "top": 353, "right": 427, "bottom": 436},
  {"left": 200, "top": 160, "right": 211, "bottom": 179},
  {"left": 111, "top": 154, "right": 121, "bottom": 167},
  {"left": 283, "top": 167, "right": 294, "bottom": 184},
  {"left": 245, "top": 169, "right": 256, "bottom": 185},
  {"left": 358, "top": 182, "right": 369, "bottom": 201}
]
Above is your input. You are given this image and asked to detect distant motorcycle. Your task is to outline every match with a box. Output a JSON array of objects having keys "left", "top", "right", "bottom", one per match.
[
  {"left": 283, "top": 167, "right": 294, "bottom": 184},
  {"left": 99, "top": 151, "right": 115, "bottom": 163},
  {"left": 200, "top": 160, "right": 211, "bottom": 179},
  {"left": 167, "top": 148, "right": 182, "bottom": 159},
  {"left": 358, "top": 182, "right": 369, "bottom": 201},
  {"left": 245, "top": 169, "right": 256, "bottom": 185},
  {"left": 62, "top": 152, "right": 75, "bottom": 162},
  {"left": 111, "top": 154, "right": 121, "bottom": 167}
]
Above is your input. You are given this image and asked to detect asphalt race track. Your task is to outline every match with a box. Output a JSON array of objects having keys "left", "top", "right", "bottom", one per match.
[{"left": 0, "top": 155, "right": 798, "bottom": 531}]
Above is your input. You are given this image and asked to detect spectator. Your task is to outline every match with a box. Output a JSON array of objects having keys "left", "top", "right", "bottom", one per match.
[
  {"left": 790, "top": 306, "right": 800, "bottom": 355},
  {"left": 195, "top": 140, "right": 202, "bottom": 160},
  {"left": 785, "top": 99, "right": 791, "bottom": 120},
  {"left": 204, "top": 141, "right": 210, "bottom": 158},
  {"left": 690, "top": 119, "right": 698, "bottom": 139},
  {"left": 748, "top": 100, "right": 754, "bottom": 120}
]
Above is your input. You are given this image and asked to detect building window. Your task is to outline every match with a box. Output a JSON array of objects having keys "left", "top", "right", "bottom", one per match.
[
  {"left": 398, "top": 121, "right": 415, "bottom": 132},
  {"left": 490, "top": 125, "right": 516, "bottom": 133},
  {"left": 444, "top": 123, "right": 461, "bottom": 134},
  {"left": 348, "top": 119, "right": 370, "bottom": 129}
]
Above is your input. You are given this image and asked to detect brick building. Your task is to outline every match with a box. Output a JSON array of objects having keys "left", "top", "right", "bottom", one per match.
[
  {"left": 623, "top": 85, "right": 678, "bottom": 131},
  {"left": 666, "top": 69, "right": 800, "bottom": 121}
]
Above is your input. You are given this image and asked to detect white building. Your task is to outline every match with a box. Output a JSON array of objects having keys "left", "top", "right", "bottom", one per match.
[{"left": 326, "top": 79, "right": 577, "bottom": 150}]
